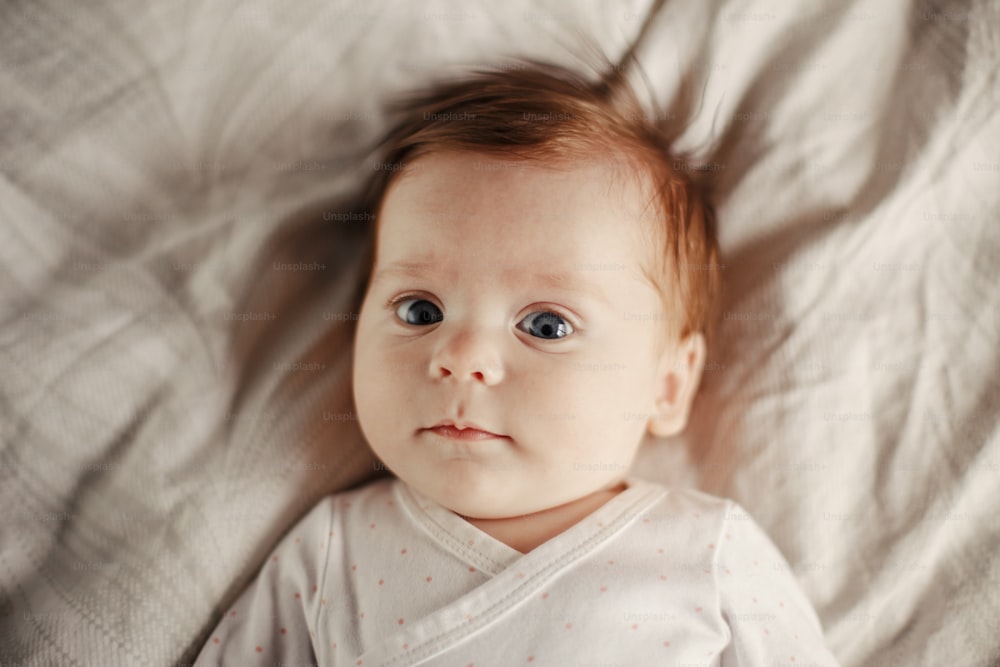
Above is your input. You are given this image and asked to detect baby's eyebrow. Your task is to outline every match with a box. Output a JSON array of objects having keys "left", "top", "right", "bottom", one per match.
[
  {"left": 371, "top": 260, "right": 614, "bottom": 306},
  {"left": 370, "top": 260, "right": 434, "bottom": 286}
]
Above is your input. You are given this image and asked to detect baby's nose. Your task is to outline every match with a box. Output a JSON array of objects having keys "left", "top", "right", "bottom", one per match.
[
  {"left": 434, "top": 362, "right": 504, "bottom": 384},
  {"left": 429, "top": 329, "right": 504, "bottom": 385}
]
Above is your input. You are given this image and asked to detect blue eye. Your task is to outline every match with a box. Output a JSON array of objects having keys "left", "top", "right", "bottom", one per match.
[
  {"left": 518, "top": 311, "right": 574, "bottom": 340},
  {"left": 394, "top": 298, "right": 443, "bottom": 325}
]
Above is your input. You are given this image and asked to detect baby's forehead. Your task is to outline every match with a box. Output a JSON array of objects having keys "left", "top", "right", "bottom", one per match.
[
  {"left": 381, "top": 150, "right": 662, "bottom": 233},
  {"left": 373, "top": 148, "right": 667, "bottom": 288}
]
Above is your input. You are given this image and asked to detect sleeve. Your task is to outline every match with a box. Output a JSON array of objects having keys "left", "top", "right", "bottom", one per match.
[
  {"left": 716, "top": 502, "right": 841, "bottom": 667},
  {"left": 193, "top": 497, "right": 336, "bottom": 667}
]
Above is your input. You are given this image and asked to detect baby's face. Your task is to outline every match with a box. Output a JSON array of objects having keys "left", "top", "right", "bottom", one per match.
[{"left": 353, "top": 151, "right": 681, "bottom": 519}]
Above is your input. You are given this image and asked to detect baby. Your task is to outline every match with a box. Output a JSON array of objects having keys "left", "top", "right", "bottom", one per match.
[{"left": 196, "top": 60, "right": 838, "bottom": 666}]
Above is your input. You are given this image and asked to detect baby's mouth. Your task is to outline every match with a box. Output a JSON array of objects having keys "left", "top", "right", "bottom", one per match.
[{"left": 422, "top": 421, "right": 509, "bottom": 442}]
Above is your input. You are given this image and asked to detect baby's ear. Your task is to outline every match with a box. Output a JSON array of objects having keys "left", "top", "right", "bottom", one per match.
[{"left": 647, "top": 332, "right": 707, "bottom": 438}]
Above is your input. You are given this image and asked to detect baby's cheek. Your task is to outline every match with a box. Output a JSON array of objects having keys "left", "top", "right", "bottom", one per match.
[
  {"left": 353, "top": 338, "right": 399, "bottom": 432},
  {"left": 539, "top": 378, "right": 619, "bottom": 443}
]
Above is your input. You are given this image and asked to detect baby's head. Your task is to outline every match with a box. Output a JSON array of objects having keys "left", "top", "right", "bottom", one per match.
[{"left": 352, "top": 60, "right": 720, "bottom": 519}]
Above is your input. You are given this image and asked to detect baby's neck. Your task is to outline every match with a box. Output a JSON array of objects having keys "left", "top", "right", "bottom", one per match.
[{"left": 460, "top": 481, "right": 627, "bottom": 554}]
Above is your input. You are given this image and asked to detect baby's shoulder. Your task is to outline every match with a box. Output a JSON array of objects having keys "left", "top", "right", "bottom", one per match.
[
  {"left": 292, "top": 476, "right": 398, "bottom": 527},
  {"left": 630, "top": 479, "right": 750, "bottom": 539},
  {"left": 636, "top": 478, "right": 736, "bottom": 517},
  {"left": 332, "top": 475, "right": 397, "bottom": 503},
  {"left": 632, "top": 480, "right": 788, "bottom": 564}
]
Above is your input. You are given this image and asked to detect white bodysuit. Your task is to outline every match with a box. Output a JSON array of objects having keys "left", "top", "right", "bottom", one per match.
[{"left": 195, "top": 477, "right": 839, "bottom": 666}]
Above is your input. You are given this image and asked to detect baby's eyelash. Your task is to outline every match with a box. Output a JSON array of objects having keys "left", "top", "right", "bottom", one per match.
[
  {"left": 385, "top": 293, "right": 426, "bottom": 309},
  {"left": 539, "top": 306, "right": 576, "bottom": 325}
]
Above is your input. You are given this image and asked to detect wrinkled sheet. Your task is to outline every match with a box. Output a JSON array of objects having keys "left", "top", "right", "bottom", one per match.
[{"left": 1, "top": 0, "right": 997, "bottom": 665}]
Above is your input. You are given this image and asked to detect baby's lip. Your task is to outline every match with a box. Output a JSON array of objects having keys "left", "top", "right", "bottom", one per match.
[{"left": 423, "top": 420, "right": 508, "bottom": 440}]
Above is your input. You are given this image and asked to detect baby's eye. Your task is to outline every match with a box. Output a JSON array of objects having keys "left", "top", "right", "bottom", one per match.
[
  {"left": 394, "top": 298, "right": 443, "bottom": 325},
  {"left": 517, "top": 311, "right": 574, "bottom": 340}
]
